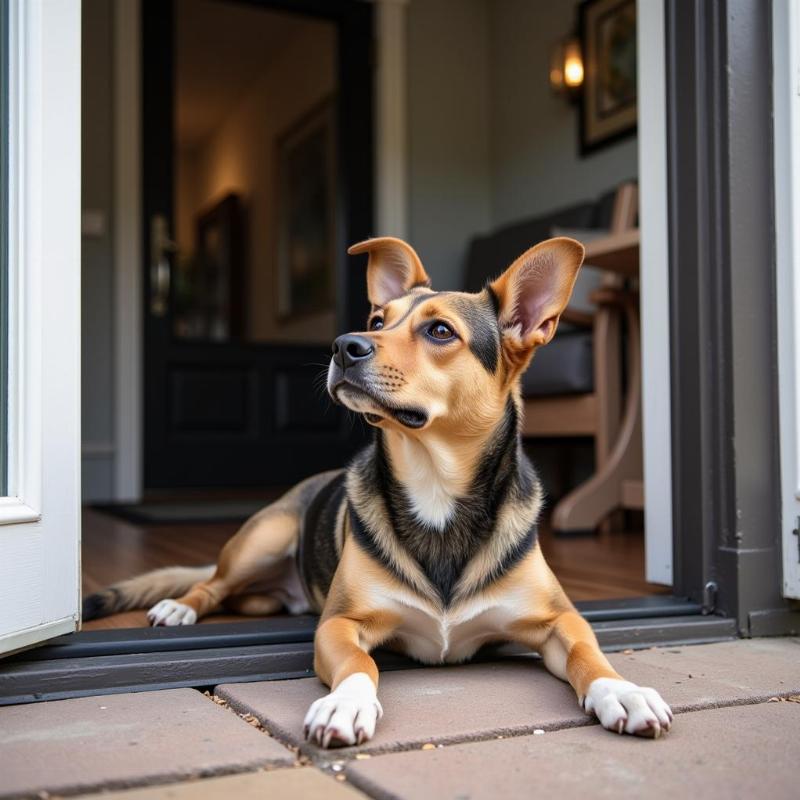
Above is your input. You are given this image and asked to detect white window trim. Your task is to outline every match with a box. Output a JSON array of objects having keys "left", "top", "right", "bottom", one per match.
[
  {"left": 0, "top": 0, "right": 81, "bottom": 651},
  {"left": 0, "top": 0, "right": 43, "bottom": 525},
  {"left": 773, "top": 0, "right": 800, "bottom": 599}
]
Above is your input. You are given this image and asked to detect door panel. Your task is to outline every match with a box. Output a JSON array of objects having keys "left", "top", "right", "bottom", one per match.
[
  {"left": 0, "top": 0, "right": 81, "bottom": 654},
  {"left": 169, "top": 367, "right": 257, "bottom": 434},
  {"left": 142, "top": 0, "right": 373, "bottom": 488}
]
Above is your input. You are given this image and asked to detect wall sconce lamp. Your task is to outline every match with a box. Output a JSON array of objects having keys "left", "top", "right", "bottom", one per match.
[{"left": 550, "top": 37, "right": 584, "bottom": 101}]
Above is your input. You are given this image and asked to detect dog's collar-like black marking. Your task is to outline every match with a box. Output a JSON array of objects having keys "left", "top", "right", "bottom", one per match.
[{"left": 348, "top": 397, "right": 537, "bottom": 606}]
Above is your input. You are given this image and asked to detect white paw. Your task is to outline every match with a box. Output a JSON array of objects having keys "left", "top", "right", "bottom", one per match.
[
  {"left": 147, "top": 599, "right": 198, "bottom": 626},
  {"left": 583, "top": 677, "right": 673, "bottom": 738},
  {"left": 303, "top": 672, "right": 382, "bottom": 748}
]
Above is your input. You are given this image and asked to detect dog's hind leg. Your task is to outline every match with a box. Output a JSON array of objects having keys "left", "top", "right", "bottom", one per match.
[
  {"left": 223, "top": 593, "right": 284, "bottom": 616},
  {"left": 147, "top": 508, "right": 299, "bottom": 626},
  {"left": 148, "top": 471, "right": 339, "bottom": 626}
]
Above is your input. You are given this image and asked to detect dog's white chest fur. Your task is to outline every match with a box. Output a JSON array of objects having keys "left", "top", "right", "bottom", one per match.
[
  {"left": 383, "top": 590, "right": 522, "bottom": 664},
  {"left": 393, "top": 435, "right": 460, "bottom": 529}
]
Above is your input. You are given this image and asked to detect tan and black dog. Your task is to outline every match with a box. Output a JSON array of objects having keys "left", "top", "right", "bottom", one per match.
[{"left": 84, "top": 236, "right": 672, "bottom": 747}]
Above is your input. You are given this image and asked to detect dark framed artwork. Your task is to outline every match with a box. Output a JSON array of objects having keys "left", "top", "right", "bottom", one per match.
[
  {"left": 173, "top": 193, "right": 245, "bottom": 341},
  {"left": 276, "top": 98, "right": 336, "bottom": 320},
  {"left": 579, "top": 0, "right": 637, "bottom": 155}
]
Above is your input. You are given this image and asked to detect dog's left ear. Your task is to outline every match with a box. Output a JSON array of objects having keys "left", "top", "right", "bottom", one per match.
[
  {"left": 348, "top": 237, "right": 431, "bottom": 307},
  {"left": 490, "top": 237, "right": 584, "bottom": 370}
]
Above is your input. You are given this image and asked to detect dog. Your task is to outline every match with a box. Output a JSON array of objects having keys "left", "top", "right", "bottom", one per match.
[{"left": 84, "top": 236, "right": 672, "bottom": 747}]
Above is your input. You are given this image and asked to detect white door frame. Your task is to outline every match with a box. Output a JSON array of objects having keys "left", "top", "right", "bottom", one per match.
[
  {"left": 773, "top": 0, "right": 800, "bottom": 600},
  {"left": 637, "top": 0, "right": 673, "bottom": 585},
  {"left": 1, "top": 0, "right": 81, "bottom": 653}
]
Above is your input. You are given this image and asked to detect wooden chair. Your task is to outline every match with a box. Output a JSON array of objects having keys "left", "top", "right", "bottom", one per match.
[{"left": 522, "top": 183, "right": 642, "bottom": 532}]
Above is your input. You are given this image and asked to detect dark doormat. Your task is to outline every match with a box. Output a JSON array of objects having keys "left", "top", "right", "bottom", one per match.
[{"left": 92, "top": 499, "right": 268, "bottom": 525}]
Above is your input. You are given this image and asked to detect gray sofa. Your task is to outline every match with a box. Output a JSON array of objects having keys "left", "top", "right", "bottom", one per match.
[{"left": 463, "top": 188, "right": 621, "bottom": 401}]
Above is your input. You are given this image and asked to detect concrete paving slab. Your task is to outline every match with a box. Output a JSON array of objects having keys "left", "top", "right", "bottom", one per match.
[
  {"left": 0, "top": 688, "right": 295, "bottom": 799},
  {"left": 346, "top": 701, "right": 800, "bottom": 800},
  {"left": 610, "top": 637, "right": 800, "bottom": 710},
  {"left": 218, "top": 660, "right": 586, "bottom": 756},
  {"left": 72, "top": 768, "right": 367, "bottom": 800},
  {"left": 217, "top": 639, "right": 800, "bottom": 755}
]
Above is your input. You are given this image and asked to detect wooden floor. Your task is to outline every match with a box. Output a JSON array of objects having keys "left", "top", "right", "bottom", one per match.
[{"left": 81, "top": 507, "right": 668, "bottom": 631}]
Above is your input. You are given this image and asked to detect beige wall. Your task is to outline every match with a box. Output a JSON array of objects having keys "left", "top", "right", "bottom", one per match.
[
  {"left": 177, "top": 23, "right": 337, "bottom": 343},
  {"left": 489, "top": 0, "right": 638, "bottom": 227},
  {"left": 406, "top": 0, "right": 639, "bottom": 289},
  {"left": 406, "top": 0, "right": 493, "bottom": 291}
]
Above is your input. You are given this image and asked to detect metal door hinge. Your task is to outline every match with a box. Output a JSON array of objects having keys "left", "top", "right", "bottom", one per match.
[
  {"left": 702, "top": 581, "right": 718, "bottom": 615},
  {"left": 792, "top": 517, "right": 800, "bottom": 563}
]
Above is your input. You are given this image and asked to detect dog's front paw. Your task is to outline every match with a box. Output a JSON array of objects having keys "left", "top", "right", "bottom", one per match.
[
  {"left": 583, "top": 677, "right": 672, "bottom": 738},
  {"left": 147, "top": 599, "right": 197, "bottom": 626},
  {"left": 303, "top": 672, "right": 382, "bottom": 748}
]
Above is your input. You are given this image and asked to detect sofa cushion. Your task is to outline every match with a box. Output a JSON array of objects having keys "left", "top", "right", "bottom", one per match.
[
  {"left": 464, "top": 203, "right": 598, "bottom": 292},
  {"left": 463, "top": 185, "right": 628, "bottom": 292},
  {"left": 521, "top": 329, "right": 594, "bottom": 397}
]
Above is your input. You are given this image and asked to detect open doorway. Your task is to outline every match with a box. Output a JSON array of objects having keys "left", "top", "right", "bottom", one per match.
[{"left": 81, "top": 0, "right": 674, "bottom": 632}]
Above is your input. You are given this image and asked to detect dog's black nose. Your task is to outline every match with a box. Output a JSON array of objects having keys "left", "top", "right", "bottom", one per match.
[{"left": 332, "top": 333, "right": 375, "bottom": 370}]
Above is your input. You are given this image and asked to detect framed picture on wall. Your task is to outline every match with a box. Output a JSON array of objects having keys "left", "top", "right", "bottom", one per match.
[
  {"left": 579, "top": 0, "right": 637, "bottom": 155},
  {"left": 173, "top": 193, "right": 245, "bottom": 342},
  {"left": 276, "top": 98, "right": 337, "bottom": 320}
]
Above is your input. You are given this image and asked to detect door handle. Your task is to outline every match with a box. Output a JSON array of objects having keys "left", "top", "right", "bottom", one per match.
[{"left": 150, "top": 214, "right": 177, "bottom": 317}]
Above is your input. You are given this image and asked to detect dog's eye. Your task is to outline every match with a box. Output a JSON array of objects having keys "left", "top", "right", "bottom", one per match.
[
  {"left": 427, "top": 321, "right": 455, "bottom": 341},
  {"left": 369, "top": 317, "right": 384, "bottom": 331}
]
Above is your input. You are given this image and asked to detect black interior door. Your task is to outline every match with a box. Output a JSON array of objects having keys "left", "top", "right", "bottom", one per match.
[{"left": 142, "top": 0, "right": 373, "bottom": 488}]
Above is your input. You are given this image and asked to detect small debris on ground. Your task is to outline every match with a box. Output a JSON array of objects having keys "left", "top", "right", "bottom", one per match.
[
  {"left": 355, "top": 753, "right": 371, "bottom": 760},
  {"left": 203, "top": 691, "right": 230, "bottom": 709},
  {"left": 421, "top": 743, "right": 436, "bottom": 750},
  {"left": 533, "top": 729, "right": 545, "bottom": 735},
  {"left": 622, "top": 649, "right": 634, "bottom": 655},
  {"left": 202, "top": 691, "right": 273, "bottom": 736},
  {"left": 769, "top": 694, "right": 800, "bottom": 703}
]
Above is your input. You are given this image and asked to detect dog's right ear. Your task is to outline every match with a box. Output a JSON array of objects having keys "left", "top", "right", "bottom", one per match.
[
  {"left": 489, "top": 237, "right": 584, "bottom": 376},
  {"left": 348, "top": 237, "right": 431, "bottom": 308}
]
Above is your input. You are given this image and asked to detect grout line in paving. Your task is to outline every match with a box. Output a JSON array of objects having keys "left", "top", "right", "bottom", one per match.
[
  {"left": 37, "top": 763, "right": 374, "bottom": 800},
  {"left": 5, "top": 763, "right": 293, "bottom": 800},
  {"left": 194, "top": 687, "right": 310, "bottom": 765}
]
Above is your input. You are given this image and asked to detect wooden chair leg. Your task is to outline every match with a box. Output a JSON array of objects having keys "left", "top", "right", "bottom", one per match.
[
  {"left": 553, "top": 300, "right": 642, "bottom": 532},
  {"left": 592, "top": 303, "right": 622, "bottom": 534}
]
